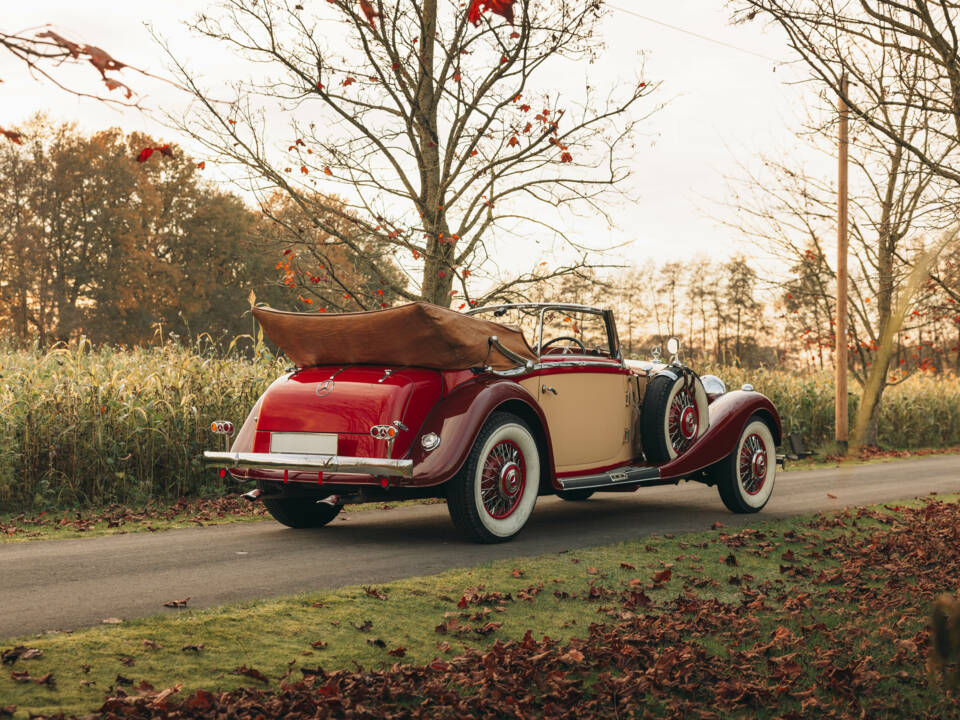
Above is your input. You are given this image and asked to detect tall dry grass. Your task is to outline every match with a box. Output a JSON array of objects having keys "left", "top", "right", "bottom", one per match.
[
  {"left": 0, "top": 342, "right": 957, "bottom": 511},
  {"left": 704, "top": 366, "right": 960, "bottom": 450},
  {"left": 0, "top": 338, "right": 284, "bottom": 511}
]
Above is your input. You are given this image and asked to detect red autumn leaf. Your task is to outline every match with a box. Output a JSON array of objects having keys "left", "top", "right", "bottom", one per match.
[
  {"left": 560, "top": 151, "right": 573, "bottom": 163},
  {"left": 300, "top": 165, "right": 309, "bottom": 174},
  {"left": 827, "top": 492, "right": 838, "bottom": 499},
  {"left": 453, "top": 72, "right": 461, "bottom": 83},
  {"left": 196, "top": 161, "right": 206, "bottom": 170},
  {"left": 359, "top": 0, "right": 381, "bottom": 29},
  {"left": 620, "top": 562, "right": 636, "bottom": 570},
  {"left": 387, "top": 646, "right": 406, "bottom": 657},
  {"left": 158, "top": 144, "right": 172, "bottom": 157},
  {"left": 137, "top": 147, "right": 154, "bottom": 163},
  {"left": 363, "top": 586, "right": 388, "bottom": 600},
  {"left": 508, "top": 135, "right": 519, "bottom": 147},
  {"left": 343, "top": 76, "right": 356, "bottom": 86},
  {"left": 511, "top": 568, "right": 524, "bottom": 578},
  {"left": 468, "top": 0, "right": 516, "bottom": 26},
  {"left": 233, "top": 665, "right": 269, "bottom": 683},
  {"left": 0, "top": 127, "right": 23, "bottom": 145},
  {"left": 324, "top": 167, "right": 333, "bottom": 176}
]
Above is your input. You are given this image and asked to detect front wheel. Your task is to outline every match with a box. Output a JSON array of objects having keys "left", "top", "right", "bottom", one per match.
[
  {"left": 262, "top": 498, "right": 342, "bottom": 528},
  {"left": 711, "top": 417, "right": 777, "bottom": 513},
  {"left": 446, "top": 411, "right": 541, "bottom": 543}
]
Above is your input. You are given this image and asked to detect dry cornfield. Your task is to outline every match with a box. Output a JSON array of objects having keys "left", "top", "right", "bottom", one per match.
[{"left": 0, "top": 342, "right": 958, "bottom": 511}]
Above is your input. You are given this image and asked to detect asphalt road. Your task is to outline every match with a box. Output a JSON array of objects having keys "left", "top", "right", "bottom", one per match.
[{"left": 1, "top": 455, "right": 958, "bottom": 639}]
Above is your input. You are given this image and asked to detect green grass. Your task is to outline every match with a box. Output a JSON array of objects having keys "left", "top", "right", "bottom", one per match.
[{"left": 1, "top": 494, "right": 955, "bottom": 718}]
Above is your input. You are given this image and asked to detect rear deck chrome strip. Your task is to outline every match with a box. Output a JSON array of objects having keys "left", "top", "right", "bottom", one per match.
[
  {"left": 203, "top": 451, "right": 413, "bottom": 477},
  {"left": 558, "top": 465, "right": 662, "bottom": 491}
]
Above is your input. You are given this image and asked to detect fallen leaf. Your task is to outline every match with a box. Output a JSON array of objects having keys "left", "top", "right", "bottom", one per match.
[
  {"left": 181, "top": 644, "right": 204, "bottom": 653},
  {"left": 163, "top": 597, "right": 190, "bottom": 609},
  {"left": 233, "top": 665, "right": 269, "bottom": 683}
]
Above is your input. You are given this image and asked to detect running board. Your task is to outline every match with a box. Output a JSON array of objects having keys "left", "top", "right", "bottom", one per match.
[{"left": 558, "top": 465, "right": 662, "bottom": 491}]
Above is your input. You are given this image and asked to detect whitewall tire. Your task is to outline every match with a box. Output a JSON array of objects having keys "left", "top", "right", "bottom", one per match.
[
  {"left": 713, "top": 417, "right": 776, "bottom": 513},
  {"left": 447, "top": 412, "right": 541, "bottom": 543}
]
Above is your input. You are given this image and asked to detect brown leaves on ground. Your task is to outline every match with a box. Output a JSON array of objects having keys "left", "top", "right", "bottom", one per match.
[
  {"left": 29, "top": 499, "right": 960, "bottom": 720},
  {"left": 1, "top": 646, "right": 42, "bottom": 664},
  {"left": 162, "top": 598, "right": 189, "bottom": 609},
  {"left": 233, "top": 666, "right": 268, "bottom": 683}
]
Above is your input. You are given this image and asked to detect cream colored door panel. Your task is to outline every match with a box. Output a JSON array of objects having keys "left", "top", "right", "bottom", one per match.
[{"left": 521, "top": 372, "right": 632, "bottom": 472}]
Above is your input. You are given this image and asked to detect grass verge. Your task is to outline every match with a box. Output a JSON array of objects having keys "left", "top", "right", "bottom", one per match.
[
  {"left": 2, "top": 494, "right": 959, "bottom": 718},
  {"left": 0, "top": 497, "right": 444, "bottom": 544}
]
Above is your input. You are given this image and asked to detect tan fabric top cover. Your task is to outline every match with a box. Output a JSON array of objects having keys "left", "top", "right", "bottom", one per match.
[{"left": 253, "top": 302, "right": 538, "bottom": 370}]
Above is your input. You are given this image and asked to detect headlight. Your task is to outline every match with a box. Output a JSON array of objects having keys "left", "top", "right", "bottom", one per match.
[{"left": 701, "top": 375, "right": 726, "bottom": 396}]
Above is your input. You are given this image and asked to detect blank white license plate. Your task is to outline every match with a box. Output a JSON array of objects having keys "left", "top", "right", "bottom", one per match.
[{"left": 270, "top": 432, "right": 338, "bottom": 455}]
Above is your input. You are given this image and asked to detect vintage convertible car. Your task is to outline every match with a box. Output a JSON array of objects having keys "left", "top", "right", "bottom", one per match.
[{"left": 204, "top": 302, "right": 782, "bottom": 543}]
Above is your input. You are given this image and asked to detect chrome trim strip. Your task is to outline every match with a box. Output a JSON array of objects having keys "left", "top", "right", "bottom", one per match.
[
  {"left": 558, "top": 465, "right": 661, "bottom": 491},
  {"left": 203, "top": 451, "right": 413, "bottom": 478}
]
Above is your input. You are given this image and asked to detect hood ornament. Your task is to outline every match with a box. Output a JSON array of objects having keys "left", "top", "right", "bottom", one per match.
[{"left": 316, "top": 380, "right": 335, "bottom": 397}]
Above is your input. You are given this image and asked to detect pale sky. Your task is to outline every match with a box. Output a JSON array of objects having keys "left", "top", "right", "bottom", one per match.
[{"left": 1, "top": 1, "right": 817, "bottom": 278}]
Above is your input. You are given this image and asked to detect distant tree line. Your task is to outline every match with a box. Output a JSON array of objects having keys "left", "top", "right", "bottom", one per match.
[{"left": 0, "top": 117, "right": 405, "bottom": 346}]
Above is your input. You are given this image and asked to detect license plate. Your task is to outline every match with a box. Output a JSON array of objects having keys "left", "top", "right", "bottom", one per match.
[{"left": 270, "top": 432, "right": 338, "bottom": 455}]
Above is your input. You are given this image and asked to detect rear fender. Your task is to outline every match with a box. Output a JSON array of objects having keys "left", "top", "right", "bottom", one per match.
[
  {"left": 409, "top": 377, "right": 556, "bottom": 489},
  {"left": 658, "top": 390, "right": 782, "bottom": 479}
]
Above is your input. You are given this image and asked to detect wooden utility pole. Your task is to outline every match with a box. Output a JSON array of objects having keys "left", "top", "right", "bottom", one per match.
[{"left": 835, "top": 74, "right": 849, "bottom": 452}]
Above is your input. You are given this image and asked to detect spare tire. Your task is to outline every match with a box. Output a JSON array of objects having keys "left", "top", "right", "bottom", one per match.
[{"left": 641, "top": 371, "right": 709, "bottom": 463}]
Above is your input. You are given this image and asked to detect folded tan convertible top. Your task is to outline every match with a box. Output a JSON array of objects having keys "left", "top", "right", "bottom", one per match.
[{"left": 252, "top": 302, "right": 538, "bottom": 371}]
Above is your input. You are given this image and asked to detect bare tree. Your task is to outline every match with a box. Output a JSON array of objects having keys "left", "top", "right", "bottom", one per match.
[
  {"left": 724, "top": 102, "right": 956, "bottom": 443},
  {"left": 165, "top": 0, "right": 657, "bottom": 309}
]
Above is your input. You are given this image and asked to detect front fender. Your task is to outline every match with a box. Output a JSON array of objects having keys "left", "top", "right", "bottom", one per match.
[
  {"left": 408, "top": 377, "right": 555, "bottom": 487},
  {"left": 658, "top": 390, "right": 782, "bottom": 480}
]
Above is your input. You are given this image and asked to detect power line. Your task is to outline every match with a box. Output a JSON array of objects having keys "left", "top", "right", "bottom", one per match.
[{"left": 607, "top": 4, "right": 780, "bottom": 64}]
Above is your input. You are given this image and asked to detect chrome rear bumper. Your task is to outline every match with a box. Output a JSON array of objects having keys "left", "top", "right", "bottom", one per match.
[{"left": 203, "top": 451, "right": 413, "bottom": 478}]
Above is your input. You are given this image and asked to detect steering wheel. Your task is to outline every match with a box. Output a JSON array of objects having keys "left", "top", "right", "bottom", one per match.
[{"left": 540, "top": 336, "right": 587, "bottom": 355}]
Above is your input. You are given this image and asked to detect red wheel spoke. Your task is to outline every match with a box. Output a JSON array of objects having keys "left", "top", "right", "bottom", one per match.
[{"left": 480, "top": 439, "right": 526, "bottom": 519}]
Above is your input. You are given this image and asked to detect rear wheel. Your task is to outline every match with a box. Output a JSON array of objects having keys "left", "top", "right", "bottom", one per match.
[
  {"left": 712, "top": 417, "right": 777, "bottom": 513},
  {"left": 447, "top": 412, "right": 540, "bottom": 543},
  {"left": 262, "top": 498, "right": 342, "bottom": 528},
  {"left": 558, "top": 489, "right": 594, "bottom": 501}
]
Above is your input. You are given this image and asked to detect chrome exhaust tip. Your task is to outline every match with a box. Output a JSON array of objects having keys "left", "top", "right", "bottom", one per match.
[
  {"left": 317, "top": 494, "right": 340, "bottom": 506},
  {"left": 242, "top": 488, "right": 262, "bottom": 503}
]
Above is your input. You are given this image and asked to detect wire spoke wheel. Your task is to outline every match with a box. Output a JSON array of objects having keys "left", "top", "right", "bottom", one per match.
[
  {"left": 668, "top": 386, "right": 699, "bottom": 455},
  {"left": 479, "top": 440, "right": 526, "bottom": 519},
  {"left": 738, "top": 432, "right": 768, "bottom": 495},
  {"left": 713, "top": 417, "right": 777, "bottom": 514},
  {"left": 446, "top": 412, "right": 540, "bottom": 543}
]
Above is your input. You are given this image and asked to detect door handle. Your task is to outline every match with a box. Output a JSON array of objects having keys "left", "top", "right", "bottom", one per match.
[{"left": 541, "top": 385, "right": 558, "bottom": 395}]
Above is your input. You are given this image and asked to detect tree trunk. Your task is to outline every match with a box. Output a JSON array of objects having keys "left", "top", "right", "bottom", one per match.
[{"left": 411, "top": 0, "right": 455, "bottom": 307}]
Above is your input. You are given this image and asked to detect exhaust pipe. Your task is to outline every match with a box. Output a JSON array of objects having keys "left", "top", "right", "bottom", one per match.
[
  {"left": 242, "top": 488, "right": 262, "bottom": 503},
  {"left": 318, "top": 495, "right": 340, "bottom": 506}
]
